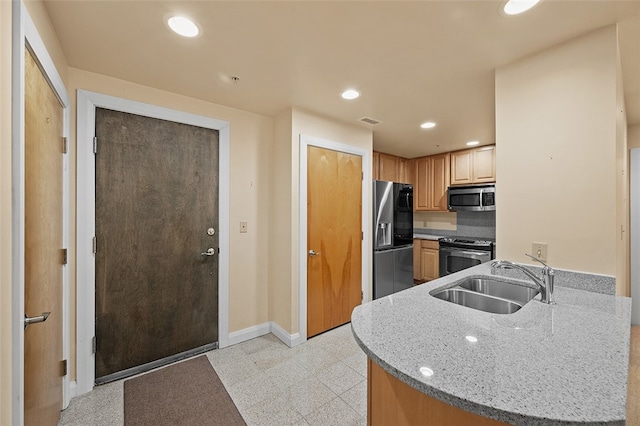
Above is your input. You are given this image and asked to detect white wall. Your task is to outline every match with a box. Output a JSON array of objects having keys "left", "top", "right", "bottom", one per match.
[{"left": 495, "top": 26, "right": 622, "bottom": 286}]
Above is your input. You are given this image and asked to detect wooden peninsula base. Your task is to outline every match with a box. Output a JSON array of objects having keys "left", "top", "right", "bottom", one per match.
[{"left": 368, "top": 359, "right": 508, "bottom": 426}]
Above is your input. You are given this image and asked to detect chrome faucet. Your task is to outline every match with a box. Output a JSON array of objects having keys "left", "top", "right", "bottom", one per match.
[{"left": 491, "top": 254, "right": 555, "bottom": 304}]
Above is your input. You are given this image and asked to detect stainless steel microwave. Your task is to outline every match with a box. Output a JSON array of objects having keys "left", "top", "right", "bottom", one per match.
[{"left": 447, "top": 184, "right": 495, "bottom": 212}]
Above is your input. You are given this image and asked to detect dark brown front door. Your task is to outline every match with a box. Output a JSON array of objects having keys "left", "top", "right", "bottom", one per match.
[
  {"left": 307, "top": 145, "right": 362, "bottom": 338},
  {"left": 24, "top": 48, "right": 64, "bottom": 426},
  {"left": 95, "top": 108, "right": 219, "bottom": 381}
]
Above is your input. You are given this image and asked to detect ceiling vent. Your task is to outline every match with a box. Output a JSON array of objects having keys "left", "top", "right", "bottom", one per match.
[{"left": 359, "top": 117, "right": 382, "bottom": 126}]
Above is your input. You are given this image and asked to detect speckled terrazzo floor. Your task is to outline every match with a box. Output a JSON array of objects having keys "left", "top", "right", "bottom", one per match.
[
  {"left": 56, "top": 323, "right": 640, "bottom": 426},
  {"left": 57, "top": 324, "right": 366, "bottom": 426}
]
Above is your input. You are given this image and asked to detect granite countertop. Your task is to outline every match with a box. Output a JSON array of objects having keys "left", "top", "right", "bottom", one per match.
[{"left": 351, "top": 262, "right": 632, "bottom": 425}]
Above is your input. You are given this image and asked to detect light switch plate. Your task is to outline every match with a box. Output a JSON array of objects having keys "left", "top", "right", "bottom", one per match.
[
  {"left": 531, "top": 242, "right": 547, "bottom": 262},
  {"left": 240, "top": 221, "right": 248, "bottom": 233}
]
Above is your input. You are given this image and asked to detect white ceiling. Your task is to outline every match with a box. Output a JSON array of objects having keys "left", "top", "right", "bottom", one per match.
[{"left": 44, "top": 0, "right": 640, "bottom": 158}]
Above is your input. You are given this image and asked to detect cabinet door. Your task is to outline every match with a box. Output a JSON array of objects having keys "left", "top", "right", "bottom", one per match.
[
  {"left": 429, "top": 153, "right": 450, "bottom": 211},
  {"left": 473, "top": 146, "right": 496, "bottom": 183},
  {"left": 450, "top": 149, "right": 473, "bottom": 185},
  {"left": 420, "top": 248, "right": 439, "bottom": 281},
  {"left": 372, "top": 151, "right": 380, "bottom": 180},
  {"left": 378, "top": 153, "right": 399, "bottom": 182},
  {"left": 414, "top": 157, "right": 430, "bottom": 211},
  {"left": 398, "top": 158, "right": 410, "bottom": 184}
]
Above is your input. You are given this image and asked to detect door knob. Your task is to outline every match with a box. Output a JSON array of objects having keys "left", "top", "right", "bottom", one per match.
[
  {"left": 201, "top": 248, "right": 216, "bottom": 256},
  {"left": 24, "top": 312, "right": 50, "bottom": 329},
  {"left": 308, "top": 249, "right": 321, "bottom": 256}
]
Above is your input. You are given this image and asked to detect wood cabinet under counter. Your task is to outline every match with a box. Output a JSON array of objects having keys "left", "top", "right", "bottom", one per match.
[{"left": 413, "top": 239, "right": 439, "bottom": 282}]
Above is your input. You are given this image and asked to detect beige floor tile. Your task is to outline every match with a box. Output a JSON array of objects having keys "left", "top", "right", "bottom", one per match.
[
  {"left": 304, "top": 397, "right": 365, "bottom": 426},
  {"left": 314, "top": 361, "right": 365, "bottom": 395},
  {"left": 289, "top": 345, "right": 341, "bottom": 374},
  {"left": 281, "top": 376, "right": 338, "bottom": 416},
  {"left": 341, "top": 351, "right": 367, "bottom": 377},
  {"left": 58, "top": 323, "right": 368, "bottom": 426},
  {"left": 240, "top": 393, "right": 304, "bottom": 426},
  {"left": 340, "top": 380, "right": 367, "bottom": 418}
]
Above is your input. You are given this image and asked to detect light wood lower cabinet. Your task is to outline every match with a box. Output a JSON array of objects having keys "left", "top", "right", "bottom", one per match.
[
  {"left": 413, "top": 239, "right": 439, "bottom": 282},
  {"left": 368, "top": 359, "right": 508, "bottom": 426}
]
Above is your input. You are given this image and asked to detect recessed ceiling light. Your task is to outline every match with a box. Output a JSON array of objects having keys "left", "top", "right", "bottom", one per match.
[
  {"left": 420, "top": 122, "right": 436, "bottom": 129},
  {"left": 503, "top": 0, "right": 541, "bottom": 15},
  {"left": 341, "top": 89, "right": 360, "bottom": 100},
  {"left": 466, "top": 140, "right": 480, "bottom": 146},
  {"left": 167, "top": 16, "right": 200, "bottom": 37}
]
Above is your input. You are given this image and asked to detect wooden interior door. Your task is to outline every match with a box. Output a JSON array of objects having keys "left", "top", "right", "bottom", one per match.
[
  {"left": 307, "top": 145, "right": 362, "bottom": 338},
  {"left": 95, "top": 109, "right": 219, "bottom": 382},
  {"left": 24, "top": 48, "right": 64, "bottom": 426}
]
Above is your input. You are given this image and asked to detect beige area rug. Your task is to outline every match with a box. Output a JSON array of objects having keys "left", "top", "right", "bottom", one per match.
[{"left": 124, "top": 355, "right": 246, "bottom": 426}]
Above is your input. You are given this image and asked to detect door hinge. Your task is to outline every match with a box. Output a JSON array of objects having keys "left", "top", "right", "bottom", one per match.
[
  {"left": 362, "top": 171, "right": 364, "bottom": 181},
  {"left": 93, "top": 137, "right": 98, "bottom": 154},
  {"left": 92, "top": 336, "right": 97, "bottom": 354},
  {"left": 362, "top": 231, "right": 364, "bottom": 240},
  {"left": 61, "top": 248, "right": 68, "bottom": 265},
  {"left": 62, "top": 137, "right": 68, "bottom": 154},
  {"left": 92, "top": 236, "right": 97, "bottom": 254},
  {"left": 61, "top": 359, "right": 68, "bottom": 376},
  {"left": 361, "top": 291, "right": 363, "bottom": 302}
]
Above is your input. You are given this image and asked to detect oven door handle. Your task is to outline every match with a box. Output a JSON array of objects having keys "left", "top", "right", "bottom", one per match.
[{"left": 440, "top": 247, "right": 491, "bottom": 257}]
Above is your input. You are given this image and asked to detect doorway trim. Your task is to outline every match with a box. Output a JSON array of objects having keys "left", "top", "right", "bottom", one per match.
[
  {"left": 11, "top": 3, "right": 72, "bottom": 422},
  {"left": 75, "top": 90, "right": 230, "bottom": 396},
  {"left": 298, "top": 134, "right": 370, "bottom": 344}
]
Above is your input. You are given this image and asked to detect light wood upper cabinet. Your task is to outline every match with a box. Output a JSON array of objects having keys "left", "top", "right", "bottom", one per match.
[
  {"left": 378, "top": 153, "right": 400, "bottom": 182},
  {"left": 473, "top": 146, "right": 496, "bottom": 183},
  {"left": 414, "top": 153, "right": 450, "bottom": 212},
  {"left": 373, "top": 151, "right": 413, "bottom": 184},
  {"left": 450, "top": 145, "right": 496, "bottom": 185}
]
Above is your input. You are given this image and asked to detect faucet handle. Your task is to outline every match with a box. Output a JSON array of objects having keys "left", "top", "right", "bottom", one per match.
[{"left": 524, "top": 253, "right": 552, "bottom": 272}]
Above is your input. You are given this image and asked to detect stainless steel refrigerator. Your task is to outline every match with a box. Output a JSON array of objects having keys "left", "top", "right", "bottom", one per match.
[{"left": 373, "top": 180, "right": 414, "bottom": 299}]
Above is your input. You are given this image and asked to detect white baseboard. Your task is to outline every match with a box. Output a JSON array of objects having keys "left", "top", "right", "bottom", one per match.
[
  {"left": 69, "top": 381, "right": 77, "bottom": 399},
  {"left": 226, "top": 321, "right": 305, "bottom": 348},
  {"left": 226, "top": 322, "right": 272, "bottom": 346},
  {"left": 271, "top": 321, "right": 304, "bottom": 348}
]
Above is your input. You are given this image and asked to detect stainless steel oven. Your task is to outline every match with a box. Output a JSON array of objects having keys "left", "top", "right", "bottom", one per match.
[{"left": 439, "top": 237, "right": 494, "bottom": 277}]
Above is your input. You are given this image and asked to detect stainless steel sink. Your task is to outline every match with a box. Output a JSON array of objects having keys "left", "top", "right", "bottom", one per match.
[
  {"left": 430, "top": 277, "right": 539, "bottom": 314},
  {"left": 457, "top": 277, "right": 539, "bottom": 305}
]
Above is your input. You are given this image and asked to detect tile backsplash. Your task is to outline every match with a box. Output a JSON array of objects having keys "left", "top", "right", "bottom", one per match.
[{"left": 414, "top": 210, "right": 495, "bottom": 240}]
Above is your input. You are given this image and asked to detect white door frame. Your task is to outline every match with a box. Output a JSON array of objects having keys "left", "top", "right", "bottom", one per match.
[
  {"left": 75, "top": 90, "right": 231, "bottom": 396},
  {"left": 298, "top": 134, "right": 370, "bottom": 344},
  {"left": 11, "top": 2, "right": 72, "bottom": 422}
]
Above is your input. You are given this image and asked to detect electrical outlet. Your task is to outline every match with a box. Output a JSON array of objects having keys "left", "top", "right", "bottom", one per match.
[
  {"left": 240, "top": 221, "right": 248, "bottom": 233},
  {"left": 531, "top": 242, "right": 548, "bottom": 262}
]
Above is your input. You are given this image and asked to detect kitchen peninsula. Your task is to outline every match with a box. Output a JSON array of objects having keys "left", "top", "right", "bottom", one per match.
[{"left": 351, "top": 262, "right": 631, "bottom": 425}]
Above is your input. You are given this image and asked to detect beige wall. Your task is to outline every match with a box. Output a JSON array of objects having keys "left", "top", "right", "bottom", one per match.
[
  {"left": 270, "top": 107, "right": 373, "bottom": 334},
  {"left": 630, "top": 125, "right": 640, "bottom": 149},
  {"left": 67, "top": 67, "right": 274, "bottom": 358},
  {"left": 495, "top": 26, "right": 621, "bottom": 283},
  {"left": 1, "top": 1, "right": 13, "bottom": 423},
  {"left": 269, "top": 108, "right": 294, "bottom": 331}
]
